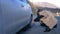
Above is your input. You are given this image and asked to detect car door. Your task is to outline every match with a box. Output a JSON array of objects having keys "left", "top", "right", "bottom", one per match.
[{"left": 0, "top": 0, "right": 32, "bottom": 34}]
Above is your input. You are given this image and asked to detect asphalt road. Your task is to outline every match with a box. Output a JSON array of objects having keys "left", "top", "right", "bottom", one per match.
[{"left": 18, "top": 16, "right": 60, "bottom": 34}]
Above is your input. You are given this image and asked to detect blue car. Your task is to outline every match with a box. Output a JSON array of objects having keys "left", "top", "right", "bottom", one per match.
[{"left": 0, "top": 0, "right": 32, "bottom": 34}]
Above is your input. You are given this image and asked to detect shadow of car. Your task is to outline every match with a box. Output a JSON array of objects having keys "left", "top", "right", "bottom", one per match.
[{"left": 0, "top": 0, "right": 32, "bottom": 34}]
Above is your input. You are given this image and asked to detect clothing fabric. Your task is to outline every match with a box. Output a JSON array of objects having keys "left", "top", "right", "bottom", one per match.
[
  {"left": 34, "top": 15, "right": 44, "bottom": 22},
  {"left": 39, "top": 10, "right": 57, "bottom": 29}
]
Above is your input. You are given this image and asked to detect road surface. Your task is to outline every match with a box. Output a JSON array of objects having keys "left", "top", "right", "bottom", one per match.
[{"left": 18, "top": 15, "right": 60, "bottom": 34}]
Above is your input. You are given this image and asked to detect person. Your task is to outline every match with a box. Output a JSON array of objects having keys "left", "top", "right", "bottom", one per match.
[
  {"left": 34, "top": 9, "right": 44, "bottom": 22},
  {"left": 33, "top": 9, "right": 57, "bottom": 32},
  {"left": 39, "top": 10, "right": 57, "bottom": 32},
  {"left": 34, "top": 9, "right": 46, "bottom": 27}
]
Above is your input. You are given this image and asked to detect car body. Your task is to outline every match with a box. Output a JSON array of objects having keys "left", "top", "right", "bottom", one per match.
[{"left": 0, "top": 0, "right": 32, "bottom": 34}]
